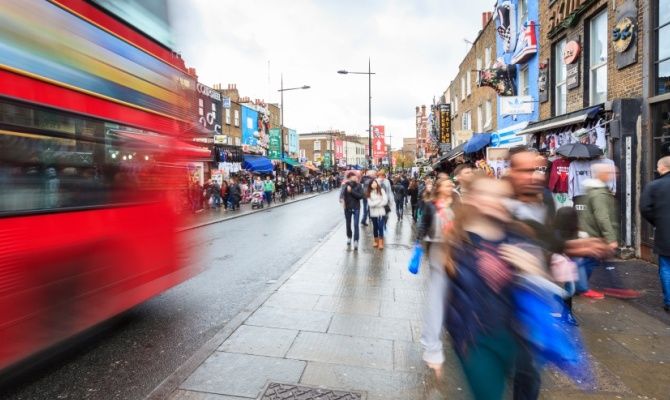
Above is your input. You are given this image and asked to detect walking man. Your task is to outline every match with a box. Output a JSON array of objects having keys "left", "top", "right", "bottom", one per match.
[
  {"left": 340, "top": 171, "right": 364, "bottom": 250},
  {"left": 640, "top": 156, "right": 670, "bottom": 312},
  {"left": 392, "top": 178, "right": 406, "bottom": 219},
  {"left": 263, "top": 175, "right": 275, "bottom": 207},
  {"left": 360, "top": 170, "right": 374, "bottom": 226}
]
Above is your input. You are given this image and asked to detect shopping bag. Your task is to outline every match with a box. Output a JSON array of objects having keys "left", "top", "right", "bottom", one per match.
[{"left": 408, "top": 244, "right": 423, "bottom": 275}]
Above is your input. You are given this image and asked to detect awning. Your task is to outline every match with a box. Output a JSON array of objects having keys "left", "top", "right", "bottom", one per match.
[
  {"left": 516, "top": 106, "right": 602, "bottom": 136},
  {"left": 464, "top": 133, "right": 492, "bottom": 154},
  {"left": 302, "top": 162, "right": 319, "bottom": 172},
  {"left": 243, "top": 155, "right": 274, "bottom": 173},
  {"left": 282, "top": 157, "right": 301, "bottom": 168},
  {"left": 431, "top": 143, "right": 466, "bottom": 169}
]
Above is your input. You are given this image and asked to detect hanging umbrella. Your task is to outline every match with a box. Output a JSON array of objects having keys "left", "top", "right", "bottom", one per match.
[
  {"left": 556, "top": 143, "right": 602, "bottom": 159},
  {"left": 463, "top": 133, "right": 492, "bottom": 154}
]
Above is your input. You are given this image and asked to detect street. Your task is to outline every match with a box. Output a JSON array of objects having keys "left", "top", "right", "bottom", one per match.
[{"left": 2, "top": 192, "right": 342, "bottom": 400}]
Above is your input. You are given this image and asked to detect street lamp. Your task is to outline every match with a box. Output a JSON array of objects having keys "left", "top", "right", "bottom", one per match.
[
  {"left": 278, "top": 74, "right": 310, "bottom": 163},
  {"left": 337, "top": 58, "right": 375, "bottom": 167}
]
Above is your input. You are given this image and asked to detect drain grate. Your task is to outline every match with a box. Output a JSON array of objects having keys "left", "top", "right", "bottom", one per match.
[{"left": 259, "top": 382, "right": 365, "bottom": 400}]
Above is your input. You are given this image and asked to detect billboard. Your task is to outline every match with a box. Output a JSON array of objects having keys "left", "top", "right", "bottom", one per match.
[
  {"left": 288, "top": 129, "right": 298, "bottom": 154},
  {"left": 334, "top": 140, "right": 344, "bottom": 161},
  {"left": 197, "top": 82, "right": 222, "bottom": 134},
  {"left": 372, "top": 125, "right": 386, "bottom": 160},
  {"left": 241, "top": 105, "right": 259, "bottom": 147},
  {"left": 438, "top": 104, "right": 452, "bottom": 145}
]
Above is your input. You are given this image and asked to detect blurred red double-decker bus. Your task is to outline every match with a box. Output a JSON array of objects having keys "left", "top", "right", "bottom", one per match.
[{"left": 0, "top": 0, "right": 207, "bottom": 372}]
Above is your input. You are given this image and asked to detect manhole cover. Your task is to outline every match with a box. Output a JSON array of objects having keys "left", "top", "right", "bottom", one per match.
[{"left": 258, "top": 382, "right": 365, "bottom": 400}]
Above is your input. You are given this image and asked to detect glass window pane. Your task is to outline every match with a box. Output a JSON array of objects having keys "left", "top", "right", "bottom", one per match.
[
  {"left": 592, "top": 65, "right": 608, "bottom": 104},
  {"left": 555, "top": 40, "right": 567, "bottom": 82},
  {"left": 591, "top": 11, "right": 608, "bottom": 65},
  {"left": 659, "top": 24, "right": 670, "bottom": 61},
  {"left": 660, "top": 0, "right": 670, "bottom": 27},
  {"left": 657, "top": 59, "right": 670, "bottom": 94}
]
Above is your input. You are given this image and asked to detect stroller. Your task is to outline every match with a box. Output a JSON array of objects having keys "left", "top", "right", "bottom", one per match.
[{"left": 250, "top": 190, "right": 265, "bottom": 209}]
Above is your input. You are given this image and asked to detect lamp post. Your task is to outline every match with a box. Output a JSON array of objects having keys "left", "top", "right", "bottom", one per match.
[
  {"left": 278, "top": 74, "right": 310, "bottom": 162},
  {"left": 337, "top": 58, "right": 375, "bottom": 168}
]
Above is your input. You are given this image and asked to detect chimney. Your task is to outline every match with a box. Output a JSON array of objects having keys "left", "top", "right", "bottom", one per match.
[{"left": 482, "top": 12, "right": 493, "bottom": 28}]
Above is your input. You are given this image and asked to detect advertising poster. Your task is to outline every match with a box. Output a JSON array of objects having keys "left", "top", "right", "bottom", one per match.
[
  {"left": 268, "top": 128, "right": 281, "bottom": 159},
  {"left": 323, "top": 152, "right": 332, "bottom": 168},
  {"left": 288, "top": 129, "right": 298, "bottom": 154},
  {"left": 372, "top": 125, "right": 386, "bottom": 160},
  {"left": 334, "top": 139, "right": 344, "bottom": 161},
  {"left": 241, "top": 105, "right": 259, "bottom": 147},
  {"left": 196, "top": 82, "right": 222, "bottom": 134},
  {"left": 438, "top": 104, "right": 452, "bottom": 145}
]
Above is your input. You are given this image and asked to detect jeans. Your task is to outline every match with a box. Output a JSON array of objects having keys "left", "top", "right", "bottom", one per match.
[
  {"left": 361, "top": 199, "right": 369, "bottom": 225},
  {"left": 344, "top": 208, "right": 360, "bottom": 241},
  {"left": 264, "top": 191, "right": 273, "bottom": 206},
  {"left": 421, "top": 258, "right": 449, "bottom": 365},
  {"left": 395, "top": 199, "right": 404, "bottom": 218},
  {"left": 660, "top": 255, "right": 670, "bottom": 306},
  {"left": 575, "top": 257, "right": 600, "bottom": 293},
  {"left": 371, "top": 216, "right": 384, "bottom": 238}
]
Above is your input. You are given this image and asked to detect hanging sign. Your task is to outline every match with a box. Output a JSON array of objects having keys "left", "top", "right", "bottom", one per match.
[
  {"left": 500, "top": 96, "right": 534, "bottom": 116},
  {"left": 438, "top": 104, "right": 452, "bottom": 145},
  {"left": 563, "top": 39, "right": 581, "bottom": 90}
]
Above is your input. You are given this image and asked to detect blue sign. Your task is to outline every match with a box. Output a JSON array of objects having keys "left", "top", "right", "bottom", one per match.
[
  {"left": 222, "top": 97, "right": 231, "bottom": 109},
  {"left": 241, "top": 105, "right": 259, "bottom": 146},
  {"left": 490, "top": 122, "right": 529, "bottom": 148}
]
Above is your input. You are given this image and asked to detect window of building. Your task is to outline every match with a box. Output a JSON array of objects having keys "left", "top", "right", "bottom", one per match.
[
  {"left": 485, "top": 100, "right": 493, "bottom": 130},
  {"left": 476, "top": 58, "right": 482, "bottom": 85},
  {"left": 234, "top": 137, "right": 241, "bottom": 146},
  {"left": 655, "top": 0, "right": 670, "bottom": 94},
  {"left": 461, "top": 77, "right": 466, "bottom": 100},
  {"left": 476, "top": 104, "right": 483, "bottom": 132},
  {"left": 519, "top": 65, "right": 530, "bottom": 96},
  {"left": 554, "top": 39, "right": 568, "bottom": 115},
  {"left": 485, "top": 47, "right": 492, "bottom": 68},
  {"left": 453, "top": 97, "right": 458, "bottom": 113},
  {"left": 466, "top": 70, "right": 472, "bottom": 96},
  {"left": 225, "top": 108, "right": 231, "bottom": 125},
  {"left": 517, "top": 0, "right": 528, "bottom": 29},
  {"left": 326, "top": 140, "right": 331, "bottom": 151},
  {"left": 234, "top": 109, "right": 240, "bottom": 127},
  {"left": 462, "top": 111, "right": 471, "bottom": 130},
  {"left": 313, "top": 140, "right": 321, "bottom": 151},
  {"left": 589, "top": 10, "right": 608, "bottom": 105}
]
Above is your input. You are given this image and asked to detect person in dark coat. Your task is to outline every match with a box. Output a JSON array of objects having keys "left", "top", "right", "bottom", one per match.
[
  {"left": 228, "top": 178, "right": 241, "bottom": 210},
  {"left": 339, "top": 171, "right": 365, "bottom": 250},
  {"left": 640, "top": 156, "right": 670, "bottom": 312}
]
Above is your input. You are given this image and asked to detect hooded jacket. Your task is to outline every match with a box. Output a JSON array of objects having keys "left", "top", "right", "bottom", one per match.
[{"left": 579, "top": 179, "right": 619, "bottom": 243}]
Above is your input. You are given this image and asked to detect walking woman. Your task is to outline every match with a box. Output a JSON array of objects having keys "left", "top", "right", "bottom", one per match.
[
  {"left": 444, "top": 176, "right": 546, "bottom": 400},
  {"left": 417, "top": 178, "right": 455, "bottom": 377},
  {"left": 367, "top": 179, "right": 388, "bottom": 249},
  {"left": 407, "top": 179, "right": 419, "bottom": 222}
]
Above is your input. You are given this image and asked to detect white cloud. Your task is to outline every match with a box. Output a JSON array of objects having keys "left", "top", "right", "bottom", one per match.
[{"left": 170, "top": 0, "right": 493, "bottom": 148}]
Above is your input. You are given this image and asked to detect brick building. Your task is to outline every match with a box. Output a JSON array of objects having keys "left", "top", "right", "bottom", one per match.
[
  {"left": 449, "top": 12, "right": 498, "bottom": 148},
  {"left": 215, "top": 84, "right": 242, "bottom": 146}
]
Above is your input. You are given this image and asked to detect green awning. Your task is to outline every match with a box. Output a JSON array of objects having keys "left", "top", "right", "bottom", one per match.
[{"left": 282, "top": 157, "right": 301, "bottom": 167}]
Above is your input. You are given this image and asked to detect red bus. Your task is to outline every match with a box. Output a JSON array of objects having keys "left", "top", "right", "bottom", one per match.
[{"left": 0, "top": 0, "right": 207, "bottom": 372}]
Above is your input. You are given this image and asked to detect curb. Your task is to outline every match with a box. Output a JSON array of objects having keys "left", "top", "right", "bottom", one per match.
[
  {"left": 177, "top": 193, "right": 322, "bottom": 232},
  {"left": 145, "top": 220, "right": 345, "bottom": 400}
]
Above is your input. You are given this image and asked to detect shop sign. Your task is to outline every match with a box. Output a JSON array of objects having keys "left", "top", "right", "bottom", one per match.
[
  {"left": 500, "top": 96, "right": 533, "bottom": 116},
  {"left": 539, "top": 60, "right": 550, "bottom": 103},
  {"left": 222, "top": 97, "right": 231, "bottom": 109},
  {"left": 613, "top": 0, "right": 638, "bottom": 70},
  {"left": 268, "top": 128, "right": 281, "bottom": 160},
  {"left": 323, "top": 152, "right": 332, "bottom": 168},
  {"left": 564, "top": 39, "right": 581, "bottom": 90},
  {"left": 197, "top": 82, "right": 222, "bottom": 134},
  {"left": 547, "top": 0, "right": 598, "bottom": 38},
  {"left": 438, "top": 104, "right": 452, "bottom": 145},
  {"left": 214, "top": 135, "right": 227, "bottom": 144},
  {"left": 372, "top": 126, "right": 386, "bottom": 159},
  {"left": 490, "top": 122, "right": 529, "bottom": 148},
  {"left": 566, "top": 63, "right": 580, "bottom": 89}
]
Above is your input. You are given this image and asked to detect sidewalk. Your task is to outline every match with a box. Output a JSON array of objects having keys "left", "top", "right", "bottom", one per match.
[
  {"left": 179, "top": 192, "right": 320, "bottom": 231},
  {"left": 155, "top": 217, "right": 670, "bottom": 400}
]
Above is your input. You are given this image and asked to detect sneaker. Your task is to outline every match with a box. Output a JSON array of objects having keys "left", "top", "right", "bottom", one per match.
[
  {"left": 602, "top": 288, "right": 642, "bottom": 299},
  {"left": 353, "top": 241, "right": 358, "bottom": 251},
  {"left": 346, "top": 239, "right": 351, "bottom": 246},
  {"left": 581, "top": 289, "right": 605, "bottom": 300}
]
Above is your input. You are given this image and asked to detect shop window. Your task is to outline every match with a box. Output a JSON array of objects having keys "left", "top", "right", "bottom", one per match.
[
  {"left": 234, "top": 110, "right": 240, "bottom": 127},
  {"left": 225, "top": 108, "right": 231, "bottom": 125},
  {"left": 554, "top": 39, "right": 568, "bottom": 116},
  {"left": 655, "top": 0, "right": 670, "bottom": 94},
  {"left": 462, "top": 111, "right": 471, "bottom": 130},
  {"left": 589, "top": 10, "right": 608, "bottom": 105},
  {"left": 519, "top": 65, "right": 530, "bottom": 96},
  {"left": 466, "top": 71, "right": 472, "bottom": 96}
]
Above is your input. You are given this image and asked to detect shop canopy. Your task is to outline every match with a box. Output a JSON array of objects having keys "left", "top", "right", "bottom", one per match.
[
  {"left": 302, "top": 162, "right": 320, "bottom": 172},
  {"left": 516, "top": 106, "right": 602, "bottom": 136},
  {"left": 243, "top": 155, "right": 274, "bottom": 173},
  {"left": 282, "top": 157, "right": 301, "bottom": 167},
  {"left": 463, "top": 133, "right": 491, "bottom": 154}
]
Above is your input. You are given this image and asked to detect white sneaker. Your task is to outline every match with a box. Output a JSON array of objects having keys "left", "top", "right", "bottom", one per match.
[
  {"left": 347, "top": 239, "right": 351, "bottom": 246},
  {"left": 353, "top": 241, "right": 358, "bottom": 250}
]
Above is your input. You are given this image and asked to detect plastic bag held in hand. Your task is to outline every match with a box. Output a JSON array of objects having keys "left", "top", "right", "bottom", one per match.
[{"left": 408, "top": 244, "right": 423, "bottom": 274}]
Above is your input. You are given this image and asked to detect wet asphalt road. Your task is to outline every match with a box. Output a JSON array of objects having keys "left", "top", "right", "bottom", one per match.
[{"left": 2, "top": 192, "right": 342, "bottom": 400}]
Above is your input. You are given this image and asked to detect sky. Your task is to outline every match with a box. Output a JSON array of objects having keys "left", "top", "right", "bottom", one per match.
[{"left": 170, "top": 0, "right": 494, "bottom": 149}]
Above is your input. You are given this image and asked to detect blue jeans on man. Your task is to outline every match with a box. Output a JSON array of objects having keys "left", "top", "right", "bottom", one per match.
[
  {"left": 264, "top": 191, "right": 273, "bottom": 206},
  {"left": 344, "top": 208, "right": 360, "bottom": 242},
  {"left": 660, "top": 255, "right": 670, "bottom": 307}
]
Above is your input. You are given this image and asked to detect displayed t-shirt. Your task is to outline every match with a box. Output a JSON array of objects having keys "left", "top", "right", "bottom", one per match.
[
  {"left": 548, "top": 158, "right": 571, "bottom": 193},
  {"left": 568, "top": 158, "right": 616, "bottom": 199}
]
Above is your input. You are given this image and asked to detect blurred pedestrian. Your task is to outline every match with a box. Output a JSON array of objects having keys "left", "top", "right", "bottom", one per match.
[
  {"left": 445, "top": 176, "right": 546, "bottom": 400},
  {"left": 220, "top": 180, "right": 229, "bottom": 210},
  {"left": 416, "top": 178, "right": 455, "bottom": 376},
  {"left": 453, "top": 164, "right": 474, "bottom": 201},
  {"left": 392, "top": 178, "right": 406, "bottom": 220},
  {"left": 376, "top": 170, "right": 394, "bottom": 228},
  {"left": 340, "top": 171, "right": 364, "bottom": 250},
  {"left": 228, "top": 178, "right": 241, "bottom": 210},
  {"left": 640, "top": 156, "right": 670, "bottom": 312},
  {"left": 407, "top": 179, "right": 419, "bottom": 222},
  {"left": 367, "top": 179, "right": 388, "bottom": 249},
  {"left": 263, "top": 175, "right": 275, "bottom": 206},
  {"left": 360, "top": 170, "right": 375, "bottom": 226}
]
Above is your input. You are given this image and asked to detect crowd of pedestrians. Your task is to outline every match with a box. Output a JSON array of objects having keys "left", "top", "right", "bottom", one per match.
[{"left": 338, "top": 149, "right": 670, "bottom": 400}]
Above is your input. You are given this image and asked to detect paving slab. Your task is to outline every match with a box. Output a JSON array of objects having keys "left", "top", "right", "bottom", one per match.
[
  {"left": 608, "top": 333, "right": 670, "bottom": 362},
  {"left": 169, "top": 389, "right": 251, "bottom": 400},
  {"left": 218, "top": 325, "right": 298, "bottom": 358},
  {"left": 313, "top": 295, "right": 381, "bottom": 316},
  {"left": 327, "top": 314, "right": 413, "bottom": 342},
  {"left": 180, "top": 352, "right": 305, "bottom": 398},
  {"left": 286, "top": 331, "right": 393, "bottom": 371},
  {"left": 245, "top": 305, "right": 332, "bottom": 332},
  {"left": 262, "top": 292, "right": 321, "bottom": 311},
  {"left": 380, "top": 300, "right": 425, "bottom": 320}
]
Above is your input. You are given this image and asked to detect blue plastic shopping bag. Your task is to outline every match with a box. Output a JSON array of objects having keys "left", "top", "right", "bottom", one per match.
[{"left": 408, "top": 244, "right": 423, "bottom": 275}]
